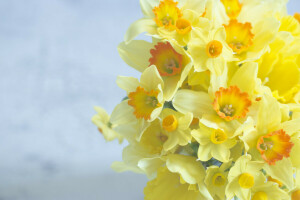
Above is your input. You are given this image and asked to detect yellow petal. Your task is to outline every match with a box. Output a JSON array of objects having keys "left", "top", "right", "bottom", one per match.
[
  {"left": 116, "top": 76, "right": 140, "bottom": 93},
  {"left": 140, "top": 65, "right": 164, "bottom": 92},
  {"left": 118, "top": 40, "right": 154, "bottom": 72},
  {"left": 125, "top": 18, "right": 157, "bottom": 44},
  {"left": 173, "top": 89, "right": 214, "bottom": 117},
  {"left": 230, "top": 62, "right": 258, "bottom": 95}
]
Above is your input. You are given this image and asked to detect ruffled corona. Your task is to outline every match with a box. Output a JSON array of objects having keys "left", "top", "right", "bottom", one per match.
[
  {"left": 221, "top": 0, "right": 242, "bottom": 19},
  {"left": 213, "top": 86, "right": 252, "bottom": 121},
  {"left": 257, "top": 129, "right": 294, "bottom": 165},
  {"left": 224, "top": 20, "right": 254, "bottom": 54},
  {"left": 153, "top": 0, "right": 182, "bottom": 30},
  {"left": 149, "top": 42, "right": 183, "bottom": 77},
  {"left": 128, "top": 86, "right": 162, "bottom": 120},
  {"left": 294, "top": 13, "right": 300, "bottom": 23}
]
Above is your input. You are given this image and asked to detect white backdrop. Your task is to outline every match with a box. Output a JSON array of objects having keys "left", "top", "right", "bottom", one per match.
[{"left": 0, "top": 0, "right": 299, "bottom": 199}]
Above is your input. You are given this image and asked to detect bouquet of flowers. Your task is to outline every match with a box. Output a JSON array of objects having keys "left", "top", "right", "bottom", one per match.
[{"left": 92, "top": 0, "right": 300, "bottom": 199}]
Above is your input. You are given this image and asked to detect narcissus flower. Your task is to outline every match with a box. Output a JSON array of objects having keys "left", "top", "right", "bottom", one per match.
[
  {"left": 91, "top": 106, "right": 123, "bottom": 143},
  {"left": 188, "top": 26, "right": 235, "bottom": 75},
  {"left": 160, "top": 108, "right": 193, "bottom": 151},
  {"left": 192, "top": 123, "right": 236, "bottom": 162},
  {"left": 118, "top": 39, "right": 192, "bottom": 101},
  {"left": 204, "top": 162, "right": 232, "bottom": 199},
  {"left": 144, "top": 154, "right": 213, "bottom": 200},
  {"left": 256, "top": 129, "right": 294, "bottom": 165},
  {"left": 110, "top": 66, "right": 164, "bottom": 140},
  {"left": 124, "top": 0, "right": 206, "bottom": 44},
  {"left": 173, "top": 62, "right": 258, "bottom": 134},
  {"left": 226, "top": 155, "right": 265, "bottom": 200},
  {"left": 250, "top": 181, "right": 289, "bottom": 200}
]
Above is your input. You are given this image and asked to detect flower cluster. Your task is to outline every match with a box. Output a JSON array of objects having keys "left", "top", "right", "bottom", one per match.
[{"left": 92, "top": 0, "right": 300, "bottom": 199}]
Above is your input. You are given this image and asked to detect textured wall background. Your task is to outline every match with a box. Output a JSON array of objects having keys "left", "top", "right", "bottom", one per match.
[{"left": 0, "top": 0, "right": 299, "bottom": 199}]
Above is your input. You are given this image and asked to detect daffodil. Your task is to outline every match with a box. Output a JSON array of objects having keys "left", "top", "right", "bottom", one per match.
[
  {"left": 110, "top": 65, "right": 164, "bottom": 141},
  {"left": 205, "top": 162, "right": 232, "bottom": 199},
  {"left": 192, "top": 123, "right": 236, "bottom": 162},
  {"left": 219, "top": 0, "right": 283, "bottom": 63},
  {"left": 160, "top": 108, "right": 193, "bottom": 151},
  {"left": 257, "top": 15, "right": 300, "bottom": 103},
  {"left": 240, "top": 93, "right": 300, "bottom": 190},
  {"left": 144, "top": 154, "right": 213, "bottom": 200},
  {"left": 91, "top": 106, "right": 123, "bottom": 143},
  {"left": 111, "top": 119, "right": 166, "bottom": 179},
  {"left": 125, "top": 0, "right": 207, "bottom": 44},
  {"left": 250, "top": 181, "right": 289, "bottom": 200},
  {"left": 188, "top": 26, "right": 235, "bottom": 75},
  {"left": 118, "top": 39, "right": 192, "bottom": 101},
  {"left": 226, "top": 155, "right": 265, "bottom": 200},
  {"left": 173, "top": 62, "right": 259, "bottom": 136}
]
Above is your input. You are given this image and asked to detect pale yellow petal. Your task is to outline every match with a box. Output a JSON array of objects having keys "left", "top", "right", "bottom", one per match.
[
  {"left": 230, "top": 62, "right": 258, "bottom": 95},
  {"left": 116, "top": 76, "right": 140, "bottom": 93},
  {"left": 173, "top": 89, "right": 214, "bottom": 117},
  {"left": 118, "top": 40, "right": 154, "bottom": 72},
  {"left": 110, "top": 100, "right": 136, "bottom": 125},
  {"left": 140, "top": 65, "right": 164, "bottom": 92},
  {"left": 125, "top": 18, "right": 157, "bottom": 44}
]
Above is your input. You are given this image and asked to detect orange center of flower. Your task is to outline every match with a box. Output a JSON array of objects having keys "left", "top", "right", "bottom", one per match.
[
  {"left": 257, "top": 129, "right": 294, "bottom": 165},
  {"left": 212, "top": 173, "right": 226, "bottom": 186},
  {"left": 224, "top": 20, "right": 254, "bottom": 54},
  {"left": 211, "top": 129, "right": 227, "bottom": 144},
  {"left": 213, "top": 86, "right": 251, "bottom": 121},
  {"left": 252, "top": 192, "right": 268, "bottom": 200},
  {"left": 206, "top": 40, "right": 223, "bottom": 58},
  {"left": 176, "top": 18, "right": 192, "bottom": 35},
  {"left": 149, "top": 42, "right": 183, "bottom": 77},
  {"left": 153, "top": 0, "right": 182, "bottom": 30},
  {"left": 238, "top": 173, "right": 254, "bottom": 189},
  {"left": 221, "top": 0, "right": 242, "bottom": 19},
  {"left": 128, "top": 86, "right": 162, "bottom": 120},
  {"left": 292, "top": 190, "right": 300, "bottom": 200},
  {"left": 162, "top": 115, "right": 178, "bottom": 132},
  {"left": 294, "top": 13, "right": 300, "bottom": 23}
]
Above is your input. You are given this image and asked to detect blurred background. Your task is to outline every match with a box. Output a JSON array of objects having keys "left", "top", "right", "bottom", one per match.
[{"left": 0, "top": 0, "right": 299, "bottom": 199}]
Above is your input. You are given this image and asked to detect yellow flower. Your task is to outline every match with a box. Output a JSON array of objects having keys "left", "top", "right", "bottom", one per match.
[
  {"left": 188, "top": 26, "right": 235, "bottom": 75},
  {"left": 91, "top": 106, "right": 123, "bottom": 143},
  {"left": 173, "top": 62, "right": 259, "bottom": 136},
  {"left": 160, "top": 108, "right": 193, "bottom": 151},
  {"left": 240, "top": 93, "right": 300, "bottom": 190},
  {"left": 250, "top": 181, "right": 289, "bottom": 200},
  {"left": 144, "top": 154, "right": 213, "bottom": 200},
  {"left": 157, "top": 9, "right": 210, "bottom": 46},
  {"left": 192, "top": 124, "right": 236, "bottom": 162},
  {"left": 124, "top": 0, "right": 206, "bottom": 44},
  {"left": 110, "top": 66, "right": 164, "bottom": 141},
  {"left": 257, "top": 15, "right": 300, "bottom": 103},
  {"left": 118, "top": 39, "right": 192, "bottom": 101},
  {"left": 226, "top": 155, "right": 265, "bottom": 200},
  {"left": 111, "top": 119, "right": 166, "bottom": 179},
  {"left": 204, "top": 162, "right": 232, "bottom": 199}
]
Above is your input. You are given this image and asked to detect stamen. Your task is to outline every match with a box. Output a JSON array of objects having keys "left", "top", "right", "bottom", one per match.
[{"left": 222, "top": 104, "right": 234, "bottom": 116}]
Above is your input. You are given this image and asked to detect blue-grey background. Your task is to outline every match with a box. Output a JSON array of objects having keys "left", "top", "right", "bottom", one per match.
[{"left": 0, "top": 0, "right": 298, "bottom": 199}]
